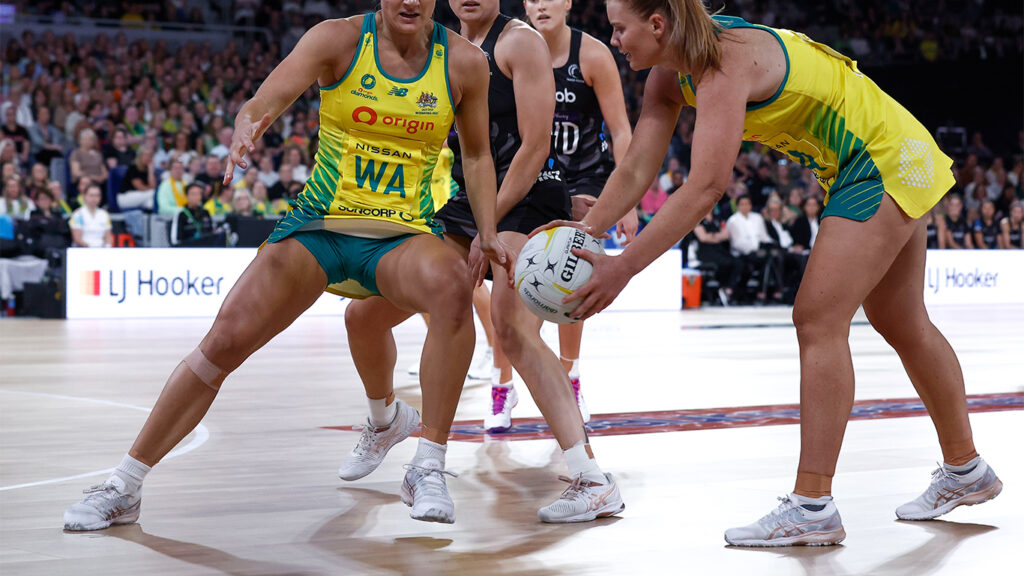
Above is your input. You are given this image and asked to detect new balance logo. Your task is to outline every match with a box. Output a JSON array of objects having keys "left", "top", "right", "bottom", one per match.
[{"left": 388, "top": 87, "right": 409, "bottom": 97}]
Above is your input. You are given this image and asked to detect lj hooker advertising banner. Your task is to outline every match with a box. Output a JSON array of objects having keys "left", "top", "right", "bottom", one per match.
[
  {"left": 923, "top": 250, "right": 1024, "bottom": 306},
  {"left": 65, "top": 248, "right": 351, "bottom": 319},
  {"left": 65, "top": 248, "right": 683, "bottom": 319}
]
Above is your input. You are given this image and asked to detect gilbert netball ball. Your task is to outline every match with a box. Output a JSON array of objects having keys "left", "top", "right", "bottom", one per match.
[{"left": 514, "top": 226, "right": 604, "bottom": 324}]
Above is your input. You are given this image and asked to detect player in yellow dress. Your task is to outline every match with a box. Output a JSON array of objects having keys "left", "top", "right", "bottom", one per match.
[
  {"left": 542, "top": 0, "right": 1002, "bottom": 545},
  {"left": 63, "top": 0, "right": 511, "bottom": 530}
]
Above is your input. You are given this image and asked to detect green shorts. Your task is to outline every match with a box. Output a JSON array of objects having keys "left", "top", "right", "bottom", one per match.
[
  {"left": 821, "top": 153, "right": 886, "bottom": 222},
  {"left": 275, "top": 229, "right": 415, "bottom": 299}
]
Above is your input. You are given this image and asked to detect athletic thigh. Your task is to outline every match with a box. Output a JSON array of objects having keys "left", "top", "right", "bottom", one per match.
[
  {"left": 201, "top": 237, "right": 328, "bottom": 371},
  {"left": 793, "top": 194, "right": 921, "bottom": 327},
  {"left": 373, "top": 233, "right": 473, "bottom": 315}
]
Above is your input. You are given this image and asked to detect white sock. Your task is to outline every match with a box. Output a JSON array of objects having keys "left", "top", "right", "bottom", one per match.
[
  {"left": 111, "top": 454, "right": 150, "bottom": 493},
  {"left": 944, "top": 456, "right": 981, "bottom": 475},
  {"left": 368, "top": 396, "right": 397, "bottom": 427},
  {"left": 562, "top": 357, "right": 580, "bottom": 380},
  {"left": 791, "top": 492, "right": 832, "bottom": 512},
  {"left": 491, "top": 367, "right": 512, "bottom": 389},
  {"left": 563, "top": 441, "right": 604, "bottom": 484},
  {"left": 412, "top": 438, "right": 447, "bottom": 469}
]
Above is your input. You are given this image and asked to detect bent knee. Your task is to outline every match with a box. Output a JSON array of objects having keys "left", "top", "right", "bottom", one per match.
[
  {"left": 792, "top": 296, "right": 856, "bottom": 342},
  {"left": 865, "top": 303, "right": 932, "bottom": 348}
]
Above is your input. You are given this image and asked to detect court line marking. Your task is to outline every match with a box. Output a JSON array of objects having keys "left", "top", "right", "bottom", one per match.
[{"left": 0, "top": 389, "right": 210, "bottom": 491}]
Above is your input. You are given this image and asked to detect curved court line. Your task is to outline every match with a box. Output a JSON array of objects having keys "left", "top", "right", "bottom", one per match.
[{"left": 0, "top": 389, "right": 210, "bottom": 491}]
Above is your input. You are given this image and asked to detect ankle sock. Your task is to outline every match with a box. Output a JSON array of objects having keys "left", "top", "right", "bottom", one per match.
[
  {"left": 111, "top": 454, "right": 150, "bottom": 493},
  {"left": 412, "top": 438, "right": 447, "bottom": 469},
  {"left": 945, "top": 456, "right": 981, "bottom": 476},
  {"left": 564, "top": 442, "right": 604, "bottom": 484},
  {"left": 368, "top": 396, "right": 397, "bottom": 427},
  {"left": 791, "top": 492, "right": 832, "bottom": 512}
]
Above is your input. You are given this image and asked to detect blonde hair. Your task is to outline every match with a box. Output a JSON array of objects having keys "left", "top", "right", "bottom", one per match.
[{"left": 624, "top": 0, "right": 723, "bottom": 75}]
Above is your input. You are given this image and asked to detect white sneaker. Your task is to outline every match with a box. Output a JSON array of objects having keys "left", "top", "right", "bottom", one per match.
[
  {"left": 484, "top": 385, "right": 518, "bottom": 433},
  {"left": 537, "top": 473, "right": 624, "bottom": 523},
  {"left": 63, "top": 475, "right": 141, "bottom": 531},
  {"left": 724, "top": 495, "right": 846, "bottom": 547},
  {"left": 339, "top": 400, "right": 420, "bottom": 481},
  {"left": 569, "top": 376, "right": 590, "bottom": 424},
  {"left": 401, "top": 461, "right": 458, "bottom": 523},
  {"left": 466, "top": 347, "right": 494, "bottom": 380},
  {"left": 896, "top": 457, "right": 1003, "bottom": 520}
]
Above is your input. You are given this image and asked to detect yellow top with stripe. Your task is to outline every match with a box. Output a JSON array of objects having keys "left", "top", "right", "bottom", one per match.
[
  {"left": 679, "top": 16, "right": 954, "bottom": 219},
  {"left": 270, "top": 15, "right": 456, "bottom": 241}
]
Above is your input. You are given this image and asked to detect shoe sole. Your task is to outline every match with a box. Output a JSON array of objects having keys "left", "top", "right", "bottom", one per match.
[
  {"left": 338, "top": 407, "right": 421, "bottom": 481},
  {"left": 538, "top": 501, "right": 625, "bottom": 524},
  {"left": 725, "top": 527, "right": 847, "bottom": 547},
  {"left": 896, "top": 478, "right": 1004, "bottom": 521}
]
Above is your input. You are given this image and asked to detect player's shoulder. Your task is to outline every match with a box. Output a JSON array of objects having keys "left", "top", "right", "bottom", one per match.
[
  {"left": 445, "top": 28, "right": 488, "bottom": 78},
  {"left": 301, "top": 15, "right": 365, "bottom": 48},
  {"left": 498, "top": 18, "right": 547, "bottom": 50}
]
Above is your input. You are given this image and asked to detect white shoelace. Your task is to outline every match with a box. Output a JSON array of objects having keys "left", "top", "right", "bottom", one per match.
[
  {"left": 81, "top": 481, "right": 125, "bottom": 504},
  {"left": 761, "top": 496, "right": 800, "bottom": 527},
  {"left": 404, "top": 464, "right": 459, "bottom": 498}
]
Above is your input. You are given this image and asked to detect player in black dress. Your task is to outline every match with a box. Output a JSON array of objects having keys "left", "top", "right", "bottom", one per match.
[{"left": 524, "top": 0, "right": 636, "bottom": 424}]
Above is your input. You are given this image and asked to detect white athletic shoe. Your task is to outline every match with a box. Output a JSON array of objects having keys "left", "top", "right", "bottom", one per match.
[
  {"left": 466, "top": 347, "right": 494, "bottom": 380},
  {"left": 537, "top": 473, "right": 624, "bottom": 523},
  {"left": 569, "top": 376, "right": 590, "bottom": 424},
  {"left": 896, "top": 457, "right": 1003, "bottom": 520},
  {"left": 339, "top": 400, "right": 420, "bottom": 481},
  {"left": 63, "top": 475, "right": 141, "bottom": 531},
  {"left": 484, "top": 385, "right": 518, "bottom": 433},
  {"left": 724, "top": 495, "right": 846, "bottom": 547},
  {"left": 401, "top": 461, "right": 458, "bottom": 523}
]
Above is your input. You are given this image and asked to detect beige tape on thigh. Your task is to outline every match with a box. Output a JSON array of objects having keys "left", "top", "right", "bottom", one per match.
[{"left": 184, "top": 348, "right": 227, "bottom": 391}]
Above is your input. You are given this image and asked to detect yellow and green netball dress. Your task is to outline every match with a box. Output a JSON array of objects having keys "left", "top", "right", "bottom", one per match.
[
  {"left": 679, "top": 16, "right": 954, "bottom": 221},
  {"left": 268, "top": 14, "right": 455, "bottom": 297}
]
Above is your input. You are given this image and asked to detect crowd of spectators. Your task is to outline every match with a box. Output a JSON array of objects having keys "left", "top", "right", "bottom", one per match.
[{"left": 0, "top": 1, "right": 1021, "bottom": 305}]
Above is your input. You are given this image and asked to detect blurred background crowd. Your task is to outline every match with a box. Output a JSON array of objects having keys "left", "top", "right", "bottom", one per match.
[{"left": 1, "top": 0, "right": 1021, "bottom": 307}]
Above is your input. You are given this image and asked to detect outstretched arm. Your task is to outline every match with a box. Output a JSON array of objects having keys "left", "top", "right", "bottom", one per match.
[
  {"left": 568, "top": 63, "right": 750, "bottom": 319},
  {"left": 579, "top": 66, "right": 682, "bottom": 235},
  {"left": 450, "top": 34, "right": 513, "bottom": 282},
  {"left": 224, "top": 18, "right": 360, "bottom": 183}
]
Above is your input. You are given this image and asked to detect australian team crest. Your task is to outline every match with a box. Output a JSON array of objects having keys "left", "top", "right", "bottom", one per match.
[{"left": 416, "top": 91, "right": 438, "bottom": 113}]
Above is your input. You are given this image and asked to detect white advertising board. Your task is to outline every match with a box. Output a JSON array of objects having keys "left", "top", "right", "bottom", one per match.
[
  {"left": 65, "top": 247, "right": 682, "bottom": 319},
  {"left": 65, "top": 248, "right": 349, "bottom": 319},
  {"left": 923, "top": 250, "right": 1024, "bottom": 305}
]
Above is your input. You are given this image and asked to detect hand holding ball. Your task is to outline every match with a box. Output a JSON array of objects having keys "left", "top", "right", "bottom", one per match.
[{"left": 514, "top": 226, "right": 605, "bottom": 324}]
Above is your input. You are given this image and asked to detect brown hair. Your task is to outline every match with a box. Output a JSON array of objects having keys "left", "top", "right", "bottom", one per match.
[{"left": 623, "top": 0, "right": 723, "bottom": 75}]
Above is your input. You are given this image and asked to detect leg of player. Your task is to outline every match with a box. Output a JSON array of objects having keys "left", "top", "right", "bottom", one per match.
[
  {"left": 489, "top": 230, "right": 623, "bottom": 523},
  {"left": 484, "top": 335, "right": 517, "bottom": 433},
  {"left": 355, "top": 234, "right": 476, "bottom": 523},
  {"left": 467, "top": 284, "right": 496, "bottom": 380},
  {"left": 64, "top": 238, "right": 330, "bottom": 531},
  {"left": 861, "top": 225, "right": 1001, "bottom": 521},
  {"left": 339, "top": 296, "right": 418, "bottom": 482},
  {"left": 558, "top": 321, "right": 590, "bottom": 423},
  {"left": 725, "top": 194, "right": 999, "bottom": 546}
]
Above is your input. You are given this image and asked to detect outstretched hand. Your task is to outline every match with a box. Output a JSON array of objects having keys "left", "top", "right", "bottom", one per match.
[
  {"left": 223, "top": 113, "right": 274, "bottom": 185},
  {"left": 527, "top": 219, "right": 611, "bottom": 240},
  {"left": 469, "top": 234, "right": 516, "bottom": 287},
  {"left": 562, "top": 248, "right": 633, "bottom": 321}
]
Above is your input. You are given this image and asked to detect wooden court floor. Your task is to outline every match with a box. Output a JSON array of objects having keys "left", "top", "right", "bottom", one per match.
[{"left": 1, "top": 305, "right": 1022, "bottom": 575}]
